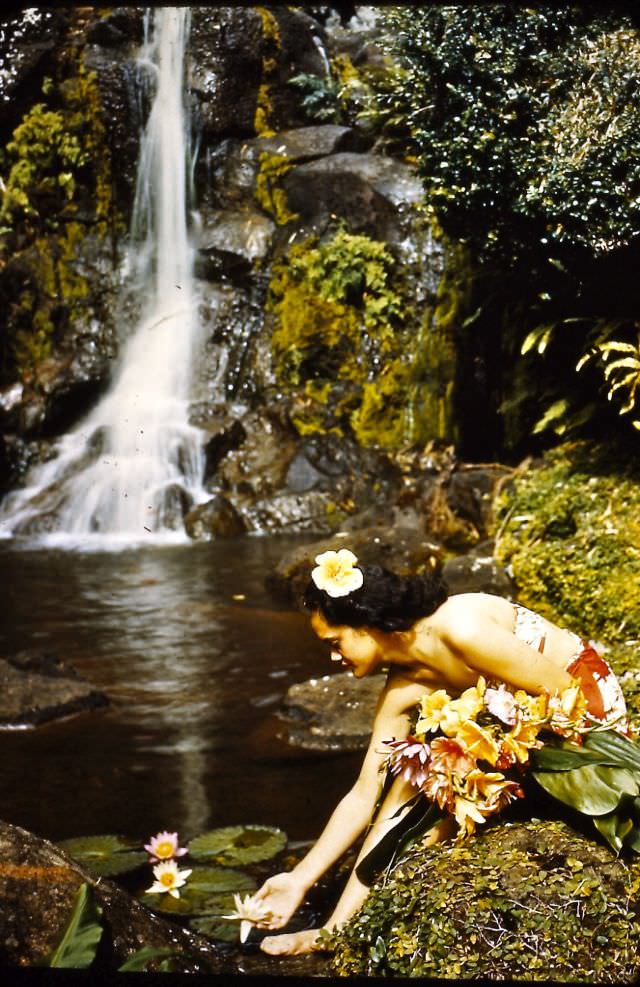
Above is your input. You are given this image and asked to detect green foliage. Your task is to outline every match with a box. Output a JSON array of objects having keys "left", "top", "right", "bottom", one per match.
[
  {"left": 0, "top": 53, "right": 118, "bottom": 379},
  {"left": 49, "top": 883, "right": 103, "bottom": 969},
  {"left": 331, "top": 819, "right": 640, "bottom": 980},
  {"left": 268, "top": 226, "right": 437, "bottom": 449},
  {"left": 378, "top": 6, "right": 640, "bottom": 260},
  {"left": 288, "top": 72, "right": 342, "bottom": 124}
]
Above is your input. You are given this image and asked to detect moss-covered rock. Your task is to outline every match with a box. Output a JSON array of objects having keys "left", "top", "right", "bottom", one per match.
[
  {"left": 331, "top": 818, "right": 640, "bottom": 981},
  {"left": 494, "top": 441, "right": 640, "bottom": 672}
]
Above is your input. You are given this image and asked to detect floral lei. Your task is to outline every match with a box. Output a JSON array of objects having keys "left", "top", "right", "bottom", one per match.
[{"left": 382, "top": 677, "right": 590, "bottom": 837}]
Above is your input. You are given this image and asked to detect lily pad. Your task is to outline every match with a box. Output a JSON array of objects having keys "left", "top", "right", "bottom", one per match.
[
  {"left": 138, "top": 888, "right": 210, "bottom": 916},
  {"left": 58, "top": 835, "right": 146, "bottom": 877},
  {"left": 189, "top": 916, "right": 240, "bottom": 943},
  {"left": 189, "top": 825, "right": 287, "bottom": 865},
  {"left": 188, "top": 866, "right": 256, "bottom": 894}
]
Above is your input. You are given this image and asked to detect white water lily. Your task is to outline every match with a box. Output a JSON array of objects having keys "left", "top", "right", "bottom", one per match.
[
  {"left": 145, "top": 859, "right": 192, "bottom": 899},
  {"left": 222, "top": 892, "right": 273, "bottom": 943},
  {"left": 311, "top": 549, "right": 363, "bottom": 598}
]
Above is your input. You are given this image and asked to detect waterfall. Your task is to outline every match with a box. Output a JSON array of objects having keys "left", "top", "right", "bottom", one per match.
[{"left": 0, "top": 7, "right": 208, "bottom": 547}]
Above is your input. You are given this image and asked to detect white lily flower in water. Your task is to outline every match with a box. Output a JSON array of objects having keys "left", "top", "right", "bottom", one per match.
[
  {"left": 223, "top": 892, "right": 273, "bottom": 943},
  {"left": 146, "top": 859, "right": 192, "bottom": 899}
]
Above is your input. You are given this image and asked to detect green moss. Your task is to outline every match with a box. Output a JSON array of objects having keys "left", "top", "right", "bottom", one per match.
[
  {"left": 331, "top": 818, "right": 640, "bottom": 980},
  {"left": 254, "top": 7, "right": 281, "bottom": 136},
  {"left": 254, "top": 152, "right": 299, "bottom": 226},
  {"left": 0, "top": 52, "right": 120, "bottom": 379},
  {"left": 494, "top": 441, "right": 640, "bottom": 658}
]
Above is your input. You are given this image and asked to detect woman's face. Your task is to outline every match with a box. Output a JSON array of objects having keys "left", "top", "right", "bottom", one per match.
[{"left": 311, "top": 611, "right": 383, "bottom": 678}]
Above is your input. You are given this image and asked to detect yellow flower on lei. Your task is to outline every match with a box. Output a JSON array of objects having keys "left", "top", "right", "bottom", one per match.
[
  {"left": 439, "top": 680, "right": 486, "bottom": 737},
  {"left": 514, "top": 689, "right": 548, "bottom": 722},
  {"left": 501, "top": 718, "right": 544, "bottom": 765},
  {"left": 455, "top": 718, "right": 501, "bottom": 765},
  {"left": 311, "top": 549, "right": 363, "bottom": 598},
  {"left": 453, "top": 795, "right": 487, "bottom": 836},
  {"left": 416, "top": 689, "right": 451, "bottom": 734}
]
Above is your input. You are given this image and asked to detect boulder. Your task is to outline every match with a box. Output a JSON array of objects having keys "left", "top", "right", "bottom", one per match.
[
  {"left": 196, "top": 206, "right": 276, "bottom": 267},
  {"left": 0, "top": 651, "right": 108, "bottom": 728},
  {"left": 442, "top": 542, "right": 515, "bottom": 597},
  {"left": 282, "top": 152, "right": 425, "bottom": 242},
  {"left": 241, "top": 490, "right": 337, "bottom": 534},
  {"left": 265, "top": 525, "right": 444, "bottom": 606},
  {"left": 216, "top": 411, "right": 297, "bottom": 500},
  {"left": 184, "top": 494, "right": 247, "bottom": 540},
  {"left": 278, "top": 671, "right": 384, "bottom": 751},
  {"left": 189, "top": 7, "right": 264, "bottom": 137},
  {"left": 0, "top": 8, "right": 68, "bottom": 110},
  {"left": 252, "top": 124, "right": 369, "bottom": 163},
  {"left": 331, "top": 817, "right": 640, "bottom": 981},
  {"left": 0, "top": 819, "right": 219, "bottom": 973}
]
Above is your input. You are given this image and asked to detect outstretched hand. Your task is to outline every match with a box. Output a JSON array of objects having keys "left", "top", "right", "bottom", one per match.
[{"left": 251, "top": 871, "right": 306, "bottom": 930}]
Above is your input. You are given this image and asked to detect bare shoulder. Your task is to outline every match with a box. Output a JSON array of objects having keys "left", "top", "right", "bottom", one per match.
[{"left": 431, "top": 593, "right": 515, "bottom": 640}]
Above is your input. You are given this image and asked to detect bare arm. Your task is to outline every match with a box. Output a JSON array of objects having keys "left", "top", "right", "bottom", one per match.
[
  {"left": 442, "top": 609, "right": 574, "bottom": 695},
  {"left": 254, "top": 673, "right": 428, "bottom": 929}
]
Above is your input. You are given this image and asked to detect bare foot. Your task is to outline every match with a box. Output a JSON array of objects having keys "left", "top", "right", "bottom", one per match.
[{"left": 260, "top": 929, "right": 325, "bottom": 956}]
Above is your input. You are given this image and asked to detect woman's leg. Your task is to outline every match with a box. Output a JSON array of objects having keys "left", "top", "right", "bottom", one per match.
[{"left": 261, "top": 776, "right": 454, "bottom": 955}]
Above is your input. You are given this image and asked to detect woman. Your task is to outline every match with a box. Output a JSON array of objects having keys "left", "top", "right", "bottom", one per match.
[{"left": 253, "top": 548, "right": 631, "bottom": 956}]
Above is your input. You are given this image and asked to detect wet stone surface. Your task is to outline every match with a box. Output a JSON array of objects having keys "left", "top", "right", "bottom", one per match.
[{"left": 0, "top": 651, "right": 109, "bottom": 729}]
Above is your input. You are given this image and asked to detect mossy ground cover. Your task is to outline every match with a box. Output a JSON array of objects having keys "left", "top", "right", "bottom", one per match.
[
  {"left": 494, "top": 440, "right": 640, "bottom": 719},
  {"left": 331, "top": 819, "right": 640, "bottom": 981}
]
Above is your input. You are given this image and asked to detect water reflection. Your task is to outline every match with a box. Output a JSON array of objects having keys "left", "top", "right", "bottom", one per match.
[{"left": 0, "top": 536, "right": 360, "bottom": 843}]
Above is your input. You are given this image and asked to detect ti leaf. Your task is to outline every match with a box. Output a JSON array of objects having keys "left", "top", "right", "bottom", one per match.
[
  {"left": 49, "top": 883, "right": 103, "bottom": 969},
  {"left": 118, "top": 946, "right": 180, "bottom": 972}
]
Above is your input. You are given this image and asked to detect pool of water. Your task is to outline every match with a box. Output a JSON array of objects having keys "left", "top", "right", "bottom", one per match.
[{"left": 0, "top": 535, "right": 361, "bottom": 846}]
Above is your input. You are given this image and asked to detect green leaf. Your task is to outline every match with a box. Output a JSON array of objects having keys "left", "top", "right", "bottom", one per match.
[
  {"left": 118, "top": 946, "right": 179, "bottom": 972},
  {"left": 532, "top": 763, "right": 639, "bottom": 815},
  {"left": 355, "top": 797, "right": 444, "bottom": 886},
  {"left": 530, "top": 744, "right": 605, "bottom": 771},
  {"left": 584, "top": 729, "right": 640, "bottom": 772},
  {"left": 58, "top": 835, "right": 145, "bottom": 878},
  {"left": 49, "top": 883, "right": 103, "bottom": 969},
  {"left": 189, "top": 825, "right": 287, "bottom": 865},
  {"left": 593, "top": 810, "right": 634, "bottom": 854},
  {"left": 187, "top": 866, "right": 256, "bottom": 894}
]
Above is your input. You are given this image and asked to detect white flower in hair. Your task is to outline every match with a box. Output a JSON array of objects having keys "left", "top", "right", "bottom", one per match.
[{"left": 312, "top": 549, "right": 363, "bottom": 598}]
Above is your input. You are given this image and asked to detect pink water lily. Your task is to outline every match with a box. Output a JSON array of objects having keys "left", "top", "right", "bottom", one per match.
[{"left": 144, "top": 830, "right": 188, "bottom": 863}]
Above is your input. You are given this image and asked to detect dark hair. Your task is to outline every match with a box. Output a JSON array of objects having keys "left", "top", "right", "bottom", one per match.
[{"left": 302, "top": 564, "right": 448, "bottom": 633}]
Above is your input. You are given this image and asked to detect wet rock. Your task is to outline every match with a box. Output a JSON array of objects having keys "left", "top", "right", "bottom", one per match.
[
  {"left": 198, "top": 415, "right": 247, "bottom": 483},
  {"left": 282, "top": 152, "right": 425, "bottom": 242},
  {"left": 266, "top": 526, "right": 444, "bottom": 606},
  {"left": 241, "top": 490, "right": 337, "bottom": 534},
  {"left": 278, "top": 671, "right": 384, "bottom": 751},
  {"left": 189, "top": 7, "right": 263, "bottom": 137},
  {"left": 153, "top": 483, "right": 193, "bottom": 531},
  {"left": 196, "top": 206, "right": 276, "bottom": 266},
  {"left": 253, "top": 124, "right": 369, "bottom": 163},
  {"left": 443, "top": 541, "right": 515, "bottom": 597},
  {"left": 86, "top": 8, "right": 144, "bottom": 47},
  {"left": 216, "top": 411, "right": 297, "bottom": 501},
  {"left": 0, "top": 8, "right": 67, "bottom": 110},
  {"left": 0, "top": 819, "right": 219, "bottom": 973},
  {"left": 184, "top": 494, "right": 247, "bottom": 540},
  {"left": 0, "top": 651, "right": 108, "bottom": 728},
  {"left": 446, "top": 464, "right": 513, "bottom": 538}
]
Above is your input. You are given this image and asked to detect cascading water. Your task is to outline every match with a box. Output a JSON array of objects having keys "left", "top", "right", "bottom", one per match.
[{"left": 0, "top": 7, "right": 208, "bottom": 546}]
